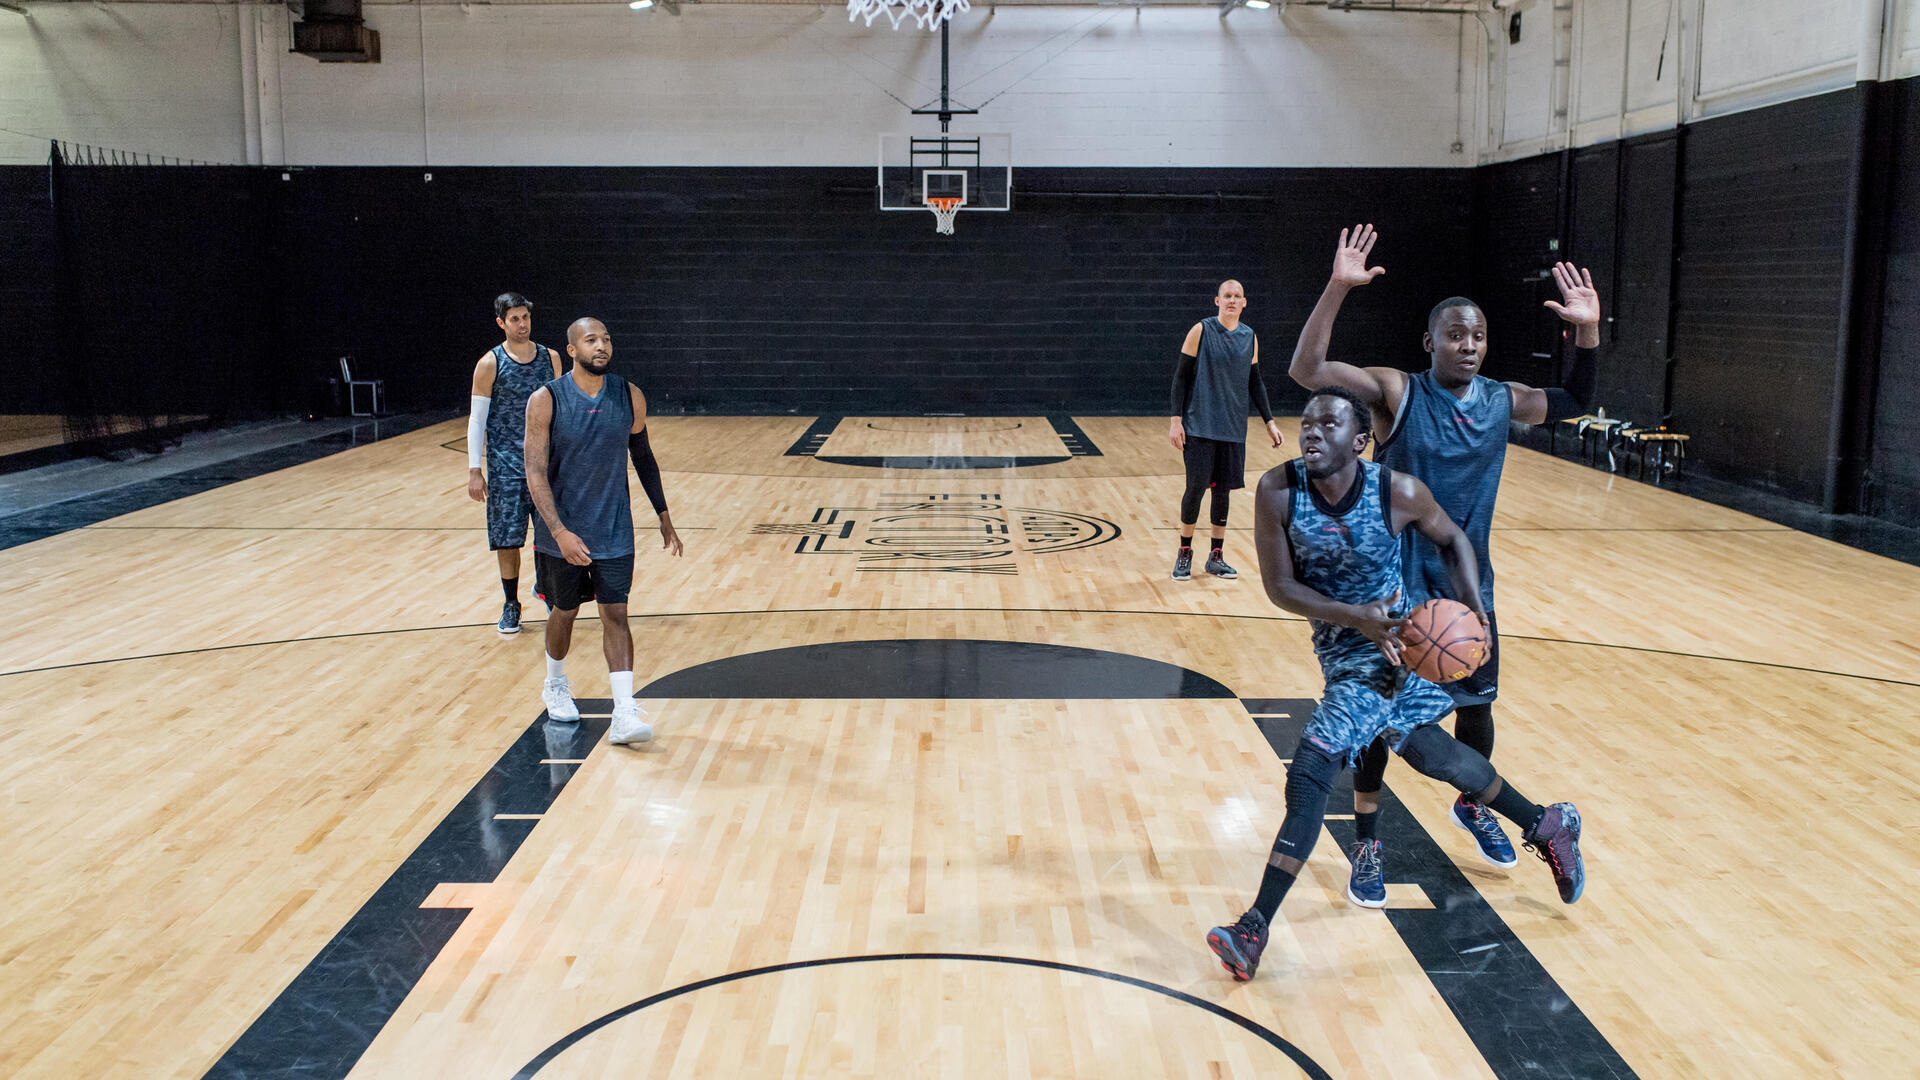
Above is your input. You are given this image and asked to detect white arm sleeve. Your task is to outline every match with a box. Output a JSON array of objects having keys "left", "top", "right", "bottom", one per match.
[{"left": 468, "top": 396, "right": 490, "bottom": 469}]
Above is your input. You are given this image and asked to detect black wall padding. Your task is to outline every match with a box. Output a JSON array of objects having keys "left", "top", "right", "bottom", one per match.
[
  {"left": 1470, "top": 154, "right": 1563, "bottom": 391},
  {"left": 1870, "top": 77, "right": 1920, "bottom": 521},
  {"left": 1669, "top": 88, "right": 1861, "bottom": 503}
]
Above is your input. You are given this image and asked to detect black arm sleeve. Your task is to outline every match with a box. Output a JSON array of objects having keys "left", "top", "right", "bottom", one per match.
[
  {"left": 1248, "top": 362, "right": 1274, "bottom": 423},
  {"left": 628, "top": 429, "right": 668, "bottom": 515},
  {"left": 1170, "top": 351, "right": 1197, "bottom": 418},
  {"left": 1542, "top": 345, "right": 1599, "bottom": 423}
]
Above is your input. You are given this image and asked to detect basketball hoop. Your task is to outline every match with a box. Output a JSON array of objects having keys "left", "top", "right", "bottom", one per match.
[
  {"left": 926, "top": 196, "right": 963, "bottom": 235},
  {"left": 847, "top": 0, "right": 969, "bottom": 31}
]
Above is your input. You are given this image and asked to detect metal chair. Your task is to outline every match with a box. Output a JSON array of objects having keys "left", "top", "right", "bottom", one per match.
[{"left": 339, "top": 357, "right": 385, "bottom": 417}]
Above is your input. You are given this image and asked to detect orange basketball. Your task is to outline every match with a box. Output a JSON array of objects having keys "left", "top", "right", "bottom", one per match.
[{"left": 1401, "top": 598, "right": 1489, "bottom": 684}]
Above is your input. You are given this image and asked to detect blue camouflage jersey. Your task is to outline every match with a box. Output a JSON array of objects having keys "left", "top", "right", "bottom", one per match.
[{"left": 1284, "top": 458, "right": 1455, "bottom": 760}]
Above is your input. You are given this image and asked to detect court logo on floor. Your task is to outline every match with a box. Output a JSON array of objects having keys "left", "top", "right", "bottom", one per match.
[{"left": 752, "top": 492, "right": 1119, "bottom": 574}]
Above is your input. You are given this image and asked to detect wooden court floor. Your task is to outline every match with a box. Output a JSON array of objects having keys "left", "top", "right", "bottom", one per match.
[{"left": 4, "top": 415, "right": 1918, "bottom": 1079}]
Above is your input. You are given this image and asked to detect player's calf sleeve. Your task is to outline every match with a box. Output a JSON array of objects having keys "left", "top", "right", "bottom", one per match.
[
  {"left": 1273, "top": 741, "right": 1340, "bottom": 863},
  {"left": 1396, "top": 724, "right": 1496, "bottom": 796},
  {"left": 1209, "top": 486, "right": 1230, "bottom": 528},
  {"left": 1453, "top": 703, "right": 1494, "bottom": 762},
  {"left": 1180, "top": 483, "right": 1205, "bottom": 527}
]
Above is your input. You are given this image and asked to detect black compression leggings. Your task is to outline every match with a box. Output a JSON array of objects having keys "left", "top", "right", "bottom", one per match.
[
  {"left": 1353, "top": 703, "right": 1495, "bottom": 795},
  {"left": 1180, "top": 484, "right": 1230, "bottom": 528}
]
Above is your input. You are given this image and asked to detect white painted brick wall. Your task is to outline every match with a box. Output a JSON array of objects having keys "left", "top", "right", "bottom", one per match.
[{"left": 1, "top": 3, "right": 1473, "bottom": 167}]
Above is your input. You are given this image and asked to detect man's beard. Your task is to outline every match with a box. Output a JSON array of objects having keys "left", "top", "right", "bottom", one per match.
[{"left": 577, "top": 356, "right": 611, "bottom": 375}]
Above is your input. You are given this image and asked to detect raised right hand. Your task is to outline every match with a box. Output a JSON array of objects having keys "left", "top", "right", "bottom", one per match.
[
  {"left": 557, "top": 529, "right": 593, "bottom": 567},
  {"left": 1352, "top": 590, "right": 1406, "bottom": 665},
  {"left": 1168, "top": 417, "right": 1186, "bottom": 451},
  {"left": 467, "top": 469, "right": 487, "bottom": 503},
  {"left": 1332, "top": 224, "right": 1387, "bottom": 288}
]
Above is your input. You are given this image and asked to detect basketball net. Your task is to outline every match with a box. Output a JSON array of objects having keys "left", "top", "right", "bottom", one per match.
[
  {"left": 927, "top": 197, "right": 963, "bottom": 235},
  {"left": 846, "top": 0, "right": 970, "bottom": 31}
]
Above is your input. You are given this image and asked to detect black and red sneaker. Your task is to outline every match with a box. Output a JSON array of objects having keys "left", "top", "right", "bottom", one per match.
[
  {"left": 1205, "top": 908, "right": 1270, "bottom": 981},
  {"left": 1523, "top": 802, "right": 1586, "bottom": 904}
]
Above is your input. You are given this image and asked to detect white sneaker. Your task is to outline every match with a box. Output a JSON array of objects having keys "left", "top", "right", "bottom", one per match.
[
  {"left": 608, "top": 700, "right": 653, "bottom": 745},
  {"left": 542, "top": 676, "right": 580, "bottom": 723}
]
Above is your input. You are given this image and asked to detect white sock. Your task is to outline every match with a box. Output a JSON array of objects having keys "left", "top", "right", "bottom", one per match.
[
  {"left": 610, "top": 671, "right": 635, "bottom": 704},
  {"left": 546, "top": 653, "right": 566, "bottom": 681}
]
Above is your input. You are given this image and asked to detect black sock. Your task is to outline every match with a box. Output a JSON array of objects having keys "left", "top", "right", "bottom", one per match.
[
  {"left": 1211, "top": 537, "right": 1224, "bottom": 554},
  {"left": 502, "top": 576, "right": 519, "bottom": 602},
  {"left": 1486, "top": 778, "right": 1545, "bottom": 833},
  {"left": 1252, "top": 860, "right": 1298, "bottom": 922},
  {"left": 1354, "top": 808, "right": 1380, "bottom": 843},
  {"left": 1179, "top": 539, "right": 1193, "bottom": 553}
]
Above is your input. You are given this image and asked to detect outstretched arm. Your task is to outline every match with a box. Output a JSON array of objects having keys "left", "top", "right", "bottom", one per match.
[
  {"left": 1253, "top": 466, "right": 1407, "bottom": 663},
  {"left": 1288, "top": 224, "right": 1408, "bottom": 410},
  {"left": 466, "top": 353, "right": 497, "bottom": 502},
  {"left": 628, "top": 384, "right": 682, "bottom": 557},
  {"left": 525, "top": 389, "right": 591, "bottom": 567},
  {"left": 1250, "top": 339, "right": 1283, "bottom": 448},
  {"left": 1169, "top": 322, "right": 1202, "bottom": 451},
  {"left": 1389, "top": 472, "right": 1487, "bottom": 623},
  {"left": 1511, "top": 261, "right": 1601, "bottom": 426}
]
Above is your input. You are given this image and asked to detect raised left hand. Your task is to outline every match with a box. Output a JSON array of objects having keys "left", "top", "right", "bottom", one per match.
[{"left": 1543, "top": 262, "right": 1601, "bottom": 326}]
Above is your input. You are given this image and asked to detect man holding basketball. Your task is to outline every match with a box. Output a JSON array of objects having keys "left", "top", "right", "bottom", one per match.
[
  {"left": 1288, "top": 225, "right": 1601, "bottom": 907},
  {"left": 1204, "top": 387, "right": 1584, "bottom": 982}
]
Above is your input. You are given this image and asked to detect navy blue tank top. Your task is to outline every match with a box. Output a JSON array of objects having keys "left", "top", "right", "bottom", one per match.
[
  {"left": 532, "top": 373, "right": 634, "bottom": 560},
  {"left": 1376, "top": 371, "right": 1508, "bottom": 613},
  {"left": 1184, "top": 317, "right": 1256, "bottom": 443},
  {"left": 1285, "top": 458, "right": 1403, "bottom": 675},
  {"left": 484, "top": 343, "right": 552, "bottom": 479}
]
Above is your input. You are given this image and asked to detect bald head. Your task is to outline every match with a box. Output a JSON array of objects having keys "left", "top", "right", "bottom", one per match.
[
  {"left": 566, "top": 317, "right": 613, "bottom": 375},
  {"left": 1214, "top": 279, "right": 1248, "bottom": 325},
  {"left": 567, "top": 317, "right": 606, "bottom": 344}
]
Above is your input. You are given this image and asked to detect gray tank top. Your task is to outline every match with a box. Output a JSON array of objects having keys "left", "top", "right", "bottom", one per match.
[
  {"left": 1184, "top": 317, "right": 1256, "bottom": 443},
  {"left": 1375, "top": 370, "right": 1509, "bottom": 612},
  {"left": 532, "top": 373, "right": 635, "bottom": 559},
  {"left": 484, "top": 343, "right": 552, "bottom": 479}
]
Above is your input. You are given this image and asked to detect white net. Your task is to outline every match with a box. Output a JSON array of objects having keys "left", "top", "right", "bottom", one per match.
[
  {"left": 928, "top": 199, "right": 962, "bottom": 235},
  {"left": 847, "top": 0, "right": 970, "bottom": 31}
]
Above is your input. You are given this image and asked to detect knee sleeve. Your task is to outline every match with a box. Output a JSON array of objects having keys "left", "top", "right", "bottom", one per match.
[
  {"left": 1179, "top": 482, "right": 1205, "bottom": 526},
  {"left": 1352, "top": 736, "right": 1389, "bottom": 795},
  {"left": 1209, "top": 486, "right": 1231, "bottom": 527},
  {"left": 1397, "top": 724, "right": 1496, "bottom": 796},
  {"left": 1274, "top": 742, "right": 1340, "bottom": 861},
  {"left": 1454, "top": 703, "right": 1495, "bottom": 760}
]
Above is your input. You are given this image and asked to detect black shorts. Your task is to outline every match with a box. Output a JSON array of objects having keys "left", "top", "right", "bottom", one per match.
[
  {"left": 1445, "top": 610, "right": 1500, "bottom": 706},
  {"left": 1182, "top": 436, "right": 1246, "bottom": 491},
  {"left": 534, "top": 551, "right": 634, "bottom": 610}
]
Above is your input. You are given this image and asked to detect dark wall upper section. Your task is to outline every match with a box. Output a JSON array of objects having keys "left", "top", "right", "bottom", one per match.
[
  {"left": 1872, "top": 77, "right": 1920, "bottom": 521},
  {"left": 1471, "top": 154, "right": 1563, "bottom": 390},
  {"left": 11, "top": 165, "right": 1468, "bottom": 420},
  {"left": 1, "top": 166, "right": 58, "bottom": 414},
  {"left": 1669, "top": 88, "right": 1861, "bottom": 503}
]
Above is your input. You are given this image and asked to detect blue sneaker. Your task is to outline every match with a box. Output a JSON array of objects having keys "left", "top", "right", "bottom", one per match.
[
  {"left": 1450, "top": 794, "right": 1519, "bottom": 868},
  {"left": 1346, "top": 839, "right": 1386, "bottom": 908},
  {"left": 1205, "top": 908, "right": 1269, "bottom": 982},
  {"left": 1523, "top": 802, "right": 1586, "bottom": 904}
]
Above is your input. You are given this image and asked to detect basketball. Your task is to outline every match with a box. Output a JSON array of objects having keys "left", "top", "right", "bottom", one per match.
[{"left": 1401, "top": 599, "right": 1489, "bottom": 684}]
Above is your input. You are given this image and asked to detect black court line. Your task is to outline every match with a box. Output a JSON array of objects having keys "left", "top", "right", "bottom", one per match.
[
  {"left": 11, "top": 605, "right": 1917, "bottom": 689},
  {"left": 511, "top": 953, "right": 1333, "bottom": 1079},
  {"left": 782, "top": 414, "right": 1103, "bottom": 469},
  {"left": 203, "top": 709, "right": 613, "bottom": 1080},
  {"left": 0, "top": 411, "right": 455, "bottom": 552},
  {"left": 1240, "top": 698, "right": 1639, "bottom": 1080},
  {"left": 77, "top": 525, "right": 720, "bottom": 532}
]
